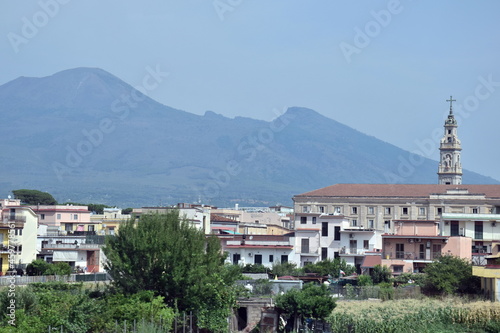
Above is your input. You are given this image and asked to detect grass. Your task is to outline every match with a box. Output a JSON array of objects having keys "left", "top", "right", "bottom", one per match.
[{"left": 328, "top": 297, "right": 500, "bottom": 333}]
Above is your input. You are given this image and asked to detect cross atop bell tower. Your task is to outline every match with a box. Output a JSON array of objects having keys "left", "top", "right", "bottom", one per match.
[{"left": 438, "top": 95, "right": 462, "bottom": 185}]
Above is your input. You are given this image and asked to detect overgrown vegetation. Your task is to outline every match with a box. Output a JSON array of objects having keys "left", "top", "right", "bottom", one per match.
[
  {"left": 276, "top": 283, "right": 336, "bottom": 332},
  {"left": 0, "top": 282, "right": 174, "bottom": 332},
  {"left": 103, "top": 211, "right": 242, "bottom": 332},
  {"left": 328, "top": 297, "right": 500, "bottom": 333}
]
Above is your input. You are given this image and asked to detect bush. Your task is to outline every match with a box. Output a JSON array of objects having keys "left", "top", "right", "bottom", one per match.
[{"left": 357, "top": 274, "right": 373, "bottom": 286}]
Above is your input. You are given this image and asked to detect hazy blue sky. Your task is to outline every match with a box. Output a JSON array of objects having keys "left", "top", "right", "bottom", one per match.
[{"left": 1, "top": 1, "right": 500, "bottom": 182}]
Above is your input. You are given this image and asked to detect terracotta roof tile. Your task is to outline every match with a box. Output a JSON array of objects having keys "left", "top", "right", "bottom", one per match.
[{"left": 295, "top": 184, "right": 500, "bottom": 198}]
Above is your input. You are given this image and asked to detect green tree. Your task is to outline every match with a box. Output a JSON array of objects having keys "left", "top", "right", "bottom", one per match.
[
  {"left": 103, "top": 211, "right": 238, "bottom": 332},
  {"left": 45, "top": 262, "right": 72, "bottom": 276},
  {"left": 357, "top": 274, "right": 373, "bottom": 286},
  {"left": 12, "top": 189, "right": 57, "bottom": 205},
  {"left": 371, "top": 264, "right": 392, "bottom": 284},
  {"left": 423, "top": 254, "right": 479, "bottom": 294},
  {"left": 122, "top": 207, "right": 133, "bottom": 214},
  {"left": 275, "top": 283, "right": 336, "bottom": 331},
  {"left": 303, "top": 258, "right": 355, "bottom": 277},
  {"left": 26, "top": 259, "right": 50, "bottom": 276},
  {"left": 271, "top": 262, "right": 302, "bottom": 278}
]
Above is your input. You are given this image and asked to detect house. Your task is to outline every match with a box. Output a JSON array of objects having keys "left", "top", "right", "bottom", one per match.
[
  {"left": 473, "top": 248, "right": 500, "bottom": 301},
  {"left": 293, "top": 212, "right": 380, "bottom": 271},
  {"left": 133, "top": 203, "right": 211, "bottom": 234},
  {"left": 211, "top": 205, "right": 292, "bottom": 229},
  {"left": 0, "top": 199, "right": 38, "bottom": 274},
  {"left": 90, "top": 207, "right": 131, "bottom": 235},
  {"left": 37, "top": 225, "right": 106, "bottom": 273},
  {"left": 381, "top": 220, "right": 471, "bottom": 275},
  {"left": 220, "top": 234, "right": 295, "bottom": 268},
  {"left": 30, "top": 204, "right": 98, "bottom": 234},
  {"left": 440, "top": 213, "right": 500, "bottom": 265}
]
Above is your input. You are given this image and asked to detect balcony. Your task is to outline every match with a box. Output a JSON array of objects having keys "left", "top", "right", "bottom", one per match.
[
  {"left": 2, "top": 215, "right": 26, "bottom": 223},
  {"left": 340, "top": 246, "right": 373, "bottom": 256},
  {"left": 42, "top": 243, "right": 101, "bottom": 250}
]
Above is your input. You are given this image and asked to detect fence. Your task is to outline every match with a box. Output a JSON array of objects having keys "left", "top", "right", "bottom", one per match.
[
  {"left": 46, "top": 312, "right": 197, "bottom": 333},
  {"left": 0, "top": 272, "right": 111, "bottom": 286}
]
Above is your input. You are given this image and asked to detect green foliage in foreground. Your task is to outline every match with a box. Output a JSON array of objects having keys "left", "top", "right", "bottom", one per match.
[
  {"left": 103, "top": 211, "right": 241, "bottom": 332},
  {"left": 0, "top": 282, "right": 174, "bottom": 333},
  {"left": 276, "top": 283, "right": 336, "bottom": 331},
  {"left": 328, "top": 298, "right": 500, "bottom": 333}
]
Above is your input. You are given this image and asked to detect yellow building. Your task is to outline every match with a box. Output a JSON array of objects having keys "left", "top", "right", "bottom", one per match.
[
  {"left": 473, "top": 253, "right": 500, "bottom": 302},
  {"left": 0, "top": 201, "right": 38, "bottom": 275}
]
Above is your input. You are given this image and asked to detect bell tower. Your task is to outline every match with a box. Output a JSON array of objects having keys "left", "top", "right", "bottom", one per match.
[{"left": 438, "top": 96, "right": 462, "bottom": 185}]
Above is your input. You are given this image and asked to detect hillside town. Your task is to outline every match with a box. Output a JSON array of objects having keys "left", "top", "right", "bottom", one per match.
[{"left": 2, "top": 99, "right": 500, "bottom": 307}]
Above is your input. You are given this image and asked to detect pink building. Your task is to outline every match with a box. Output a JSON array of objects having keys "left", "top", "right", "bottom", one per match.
[
  {"left": 381, "top": 220, "right": 471, "bottom": 275},
  {"left": 30, "top": 205, "right": 95, "bottom": 234}
]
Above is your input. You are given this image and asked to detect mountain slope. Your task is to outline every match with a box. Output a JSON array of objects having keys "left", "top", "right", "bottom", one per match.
[{"left": 0, "top": 68, "right": 496, "bottom": 207}]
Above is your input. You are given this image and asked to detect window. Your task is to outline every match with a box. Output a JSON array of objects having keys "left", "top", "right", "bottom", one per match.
[
  {"left": 334, "top": 226, "right": 341, "bottom": 241},
  {"left": 233, "top": 253, "right": 241, "bottom": 265},
  {"left": 334, "top": 207, "right": 341, "bottom": 214},
  {"left": 88, "top": 225, "right": 95, "bottom": 232},
  {"left": 368, "top": 219, "right": 374, "bottom": 229},
  {"left": 319, "top": 206, "right": 325, "bottom": 213},
  {"left": 15, "top": 229, "right": 22, "bottom": 236},
  {"left": 363, "top": 240, "right": 369, "bottom": 249},
  {"left": 349, "top": 239, "right": 357, "bottom": 252},
  {"left": 436, "top": 207, "right": 443, "bottom": 215},
  {"left": 351, "top": 207, "right": 358, "bottom": 214},
  {"left": 65, "top": 224, "right": 73, "bottom": 232},
  {"left": 368, "top": 207, "right": 374, "bottom": 215},
  {"left": 384, "top": 207, "right": 391, "bottom": 215},
  {"left": 393, "top": 265, "right": 404, "bottom": 273},
  {"left": 57, "top": 213, "right": 61, "bottom": 219},
  {"left": 302, "top": 206, "right": 309, "bottom": 213},
  {"left": 419, "top": 207, "right": 426, "bottom": 216},
  {"left": 40, "top": 214, "right": 45, "bottom": 220},
  {"left": 396, "top": 243, "right": 405, "bottom": 259},
  {"left": 432, "top": 244, "right": 442, "bottom": 258},
  {"left": 472, "top": 208, "right": 478, "bottom": 214},
  {"left": 73, "top": 214, "right": 78, "bottom": 220},
  {"left": 419, "top": 244, "right": 425, "bottom": 259},
  {"left": 351, "top": 219, "right": 358, "bottom": 227},
  {"left": 281, "top": 255, "right": 288, "bottom": 263},
  {"left": 301, "top": 238, "right": 310, "bottom": 253},
  {"left": 321, "top": 222, "right": 328, "bottom": 237},
  {"left": 312, "top": 217, "right": 317, "bottom": 224},
  {"left": 269, "top": 255, "right": 274, "bottom": 263},
  {"left": 450, "top": 221, "right": 460, "bottom": 236},
  {"left": 384, "top": 220, "right": 391, "bottom": 231},
  {"left": 254, "top": 254, "right": 262, "bottom": 265},
  {"left": 321, "top": 247, "right": 328, "bottom": 261},
  {"left": 300, "top": 216, "right": 307, "bottom": 224},
  {"left": 475, "top": 221, "right": 483, "bottom": 240},
  {"left": 402, "top": 207, "right": 408, "bottom": 215},
  {"left": 334, "top": 251, "right": 339, "bottom": 259}
]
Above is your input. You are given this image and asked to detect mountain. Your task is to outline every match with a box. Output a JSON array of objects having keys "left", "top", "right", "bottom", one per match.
[{"left": 0, "top": 68, "right": 497, "bottom": 207}]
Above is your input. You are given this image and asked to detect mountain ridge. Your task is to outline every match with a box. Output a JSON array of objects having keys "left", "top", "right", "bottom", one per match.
[{"left": 0, "top": 68, "right": 496, "bottom": 207}]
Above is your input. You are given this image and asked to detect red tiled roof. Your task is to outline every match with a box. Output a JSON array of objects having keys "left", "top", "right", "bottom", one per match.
[
  {"left": 361, "top": 255, "right": 382, "bottom": 268},
  {"left": 211, "top": 214, "right": 236, "bottom": 222},
  {"left": 225, "top": 245, "right": 293, "bottom": 249},
  {"left": 295, "top": 184, "right": 500, "bottom": 198}
]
